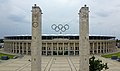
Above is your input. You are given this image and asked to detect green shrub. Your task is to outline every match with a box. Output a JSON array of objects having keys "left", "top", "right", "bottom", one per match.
[{"left": 89, "top": 56, "right": 109, "bottom": 71}]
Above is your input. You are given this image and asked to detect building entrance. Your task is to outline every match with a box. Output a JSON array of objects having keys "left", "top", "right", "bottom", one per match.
[
  {"left": 53, "top": 51, "right": 57, "bottom": 55},
  {"left": 42, "top": 50, "right": 79, "bottom": 56},
  {"left": 42, "top": 42, "right": 79, "bottom": 56},
  {"left": 58, "top": 51, "right": 63, "bottom": 55}
]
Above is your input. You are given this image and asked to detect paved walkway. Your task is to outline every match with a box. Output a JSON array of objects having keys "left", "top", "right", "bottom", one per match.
[
  {"left": 95, "top": 55, "right": 120, "bottom": 71},
  {"left": 0, "top": 56, "right": 120, "bottom": 71}
]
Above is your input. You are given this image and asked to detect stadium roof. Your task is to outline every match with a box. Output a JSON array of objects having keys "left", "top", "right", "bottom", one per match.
[
  {"left": 4, "top": 34, "right": 115, "bottom": 40},
  {"left": 4, "top": 34, "right": 115, "bottom": 37}
]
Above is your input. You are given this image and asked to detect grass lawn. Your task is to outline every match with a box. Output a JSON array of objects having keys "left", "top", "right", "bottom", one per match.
[
  {"left": 0, "top": 53, "right": 15, "bottom": 59},
  {"left": 101, "top": 52, "right": 120, "bottom": 58}
]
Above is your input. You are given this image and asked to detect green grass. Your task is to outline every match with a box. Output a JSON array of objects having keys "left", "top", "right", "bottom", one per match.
[
  {"left": 0, "top": 53, "right": 15, "bottom": 59},
  {"left": 101, "top": 52, "right": 120, "bottom": 58}
]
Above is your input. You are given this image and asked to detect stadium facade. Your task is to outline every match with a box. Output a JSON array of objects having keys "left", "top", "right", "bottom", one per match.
[{"left": 3, "top": 34, "right": 116, "bottom": 56}]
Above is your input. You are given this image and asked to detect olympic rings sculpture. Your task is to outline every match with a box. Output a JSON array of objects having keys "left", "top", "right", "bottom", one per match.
[{"left": 51, "top": 24, "right": 69, "bottom": 32}]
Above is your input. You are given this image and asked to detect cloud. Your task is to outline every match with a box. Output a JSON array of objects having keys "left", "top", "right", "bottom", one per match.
[
  {"left": 0, "top": 0, "right": 8, "bottom": 3},
  {"left": 0, "top": 0, "right": 120, "bottom": 39},
  {"left": 8, "top": 14, "right": 28, "bottom": 23},
  {"left": 95, "top": 12, "right": 110, "bottom": 17}
]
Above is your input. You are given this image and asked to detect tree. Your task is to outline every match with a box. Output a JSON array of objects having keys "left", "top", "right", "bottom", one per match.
[{"left": 89, "top": 56, "right": 109, "bottom": 71}]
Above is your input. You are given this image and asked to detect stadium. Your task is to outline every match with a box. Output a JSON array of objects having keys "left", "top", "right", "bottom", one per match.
[{"left": 3, "top": 34, "right": 117, "bottom": 56}]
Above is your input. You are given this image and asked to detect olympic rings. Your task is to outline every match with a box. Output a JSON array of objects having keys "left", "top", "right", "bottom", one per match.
[{"left": 51, "top": 24, "right": 69, "bottom": 32}]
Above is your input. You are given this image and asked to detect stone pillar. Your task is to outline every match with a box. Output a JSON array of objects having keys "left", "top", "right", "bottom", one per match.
[
  {"left": 9, "top": 43, "right": 11, "bottom": 53},
  {"left": 96, "top": 42, "right": 98, "bottom": 54},
  {"left": 103, "top": 42, "right": 105, "bottom": 53},
  {"left": 15, "top": 42, "right": 17, "bottom": 53},
  {"left": 31, "top": 4, "right": 42, "bottom": 71},
  {"left": 100, "top": 42, "right": 102, "bottom": 54},
  {"left": 7, "top": 42, "right": 9, "bottom": 52},
  {"left": 68, "top": 42, "right": 70, "bottom": 56},
  {"left": 22, "top": 42, "right": 24, "bottom": 54},
  {"left": 74, "top": 42, "right": 75, "bottom": 55},
  {"left": 57, "top": 43, "right": 58, "bottom": 55},
  {"left": 106, "top": 42, "right": 108, "bottom": 52},
  {"left": 5, "top": 42, "right": 7, "bottom": 52},
  {"left": 9, "top": 43, "right": 10, "bottom": 53},
  {"left": 104, "top": 42, "right": 106, "bottom": 53},
  {"left": 92, "top": 42, "right": 94, "bottom": 54},
  {"left": 79, "top": 5, "right": 89, "bottom": 71},
  {"left": 8, "top": 43, "right": 10, "bottom": 53},
  {"left": 19, "top": 42, "right": 21, "bottom": 54},
  {"left": 51, "top": 42, "right": 53, "bottom": 55},
  {"left": 10, "top": 43, "right": 12, "bottom": 53},
  {"left": 46, "top": 43, "right": 47, "bottom": 56},
  {"left": 105, "top": 42, "right": 107, "bottom": 53},
  {"left": 26, "top": 42, "right": 28, "bottom": 55},
  {"left": 13, "top": 42, "right": 14, "bottom": 53},
  {"left": 108, "top": 42, "right": 109, "bottom": 52},
  {"left": 7, "top": 43, "right": 9, "bottom": 52},
  {"left": 63, "top": 42, "right": 64, "bottom": 55}
]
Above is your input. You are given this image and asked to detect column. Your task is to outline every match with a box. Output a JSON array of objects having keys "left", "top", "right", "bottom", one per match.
[
  {"left": 6, "top": 42, "right": 9, "bottom": 52},
  {"left": 105, "top": 42, "right": 107, "bottom": 53},
  {"left": 13, "top": 42, "right": 15, "bottom": 53},
  {"left": 8, "top": 43, "right": 10, "bottom": 52},
  {"left": 31, "top": 4, "right": 42, "bottom": 71},
  {"left": 10, "top": 43, "right": 12, "bottom": 53},
  {"left": 74, "top": 42, "right": 75, "bottom": 55},
  {"left": 103, "top": 42, "right": 105, "bottom": 53},
  {"left": 10, "top": 42, "right": 13, "bottom": 53},
  {"left": 6, "top": 42, "right": 8, "bottom": 52},
  {"left": 26, "top": 42, "right": 28, "bottom": 55},
  {"left": 108, "top": 42, "right": 110, "bottom": 52},
  {"left": 19, "top": 42, "right": 21, "bottom": 54},
  {"left": 63, "top": 42, "right": 64, "bottom": 55},
  {"left": 51, "top": 42, "right": 53, "bottom": 56},
  {"left": 22, "top": 42, "right": 24, "bottom": 54},
  {"left": 4, "top": 42, "right": 6, "bottom": 52},
  {"left": 46, "top": 43, "right": 47, "bottom": 56},
  {"left": 106, "top": 42, "right": 108, "bottom": 53},
  {"left": 57, "top": 43, "right": 58, "bottom": 55},
  {"left": 100, "top": 42, "right": 102, "bottom": 54},
  {"left": 92, "top": 42, "right": 94, "bottom": 54},
  {"left": 8, "top": 43, "right": 9, "bottom": 52},
  {"left": 96, "top": 42, "right": 98, "bottom": 54},
  {"left": 79, "top": 5, "right": 89, "bottom": 71},
  {"left": 13, "top": 42, "right": 14, "bottom": 53},
  {"left": 9, "top": 43, "right": 11, "bottom": 52},
  {"left": 107, "top": 42, "right": 109, "bottom": 53},
  {"left": 68, "top": 42, "right": 70, "bottom": 56},
  {"left": 15, "top": 42, "right": 17, "bottom": 53}
]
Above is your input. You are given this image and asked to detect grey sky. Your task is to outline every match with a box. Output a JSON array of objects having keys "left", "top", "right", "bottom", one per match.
[{"left": 0, "top": 0, "right": 120, "bottom": 39}]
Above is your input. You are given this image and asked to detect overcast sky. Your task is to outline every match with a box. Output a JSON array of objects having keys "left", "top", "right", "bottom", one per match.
[{"left": 0, "top": 0, "right": 120, "bottom": 39}]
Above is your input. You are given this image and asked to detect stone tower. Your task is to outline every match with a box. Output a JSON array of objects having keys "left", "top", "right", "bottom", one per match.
[
  {"left": 31, "top": 4, "right": 42, "bottom": 71},
  {"left": 79, "top": 5, "right": 90, "bottom": 71}
]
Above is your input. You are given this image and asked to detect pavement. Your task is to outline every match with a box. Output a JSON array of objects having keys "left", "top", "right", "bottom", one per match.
[
  {"left": 95, "top": 55, "right": 120, "bottom": 71},
  {"left": 0, "top": 55, "right": 120, "bottom": 71}
]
